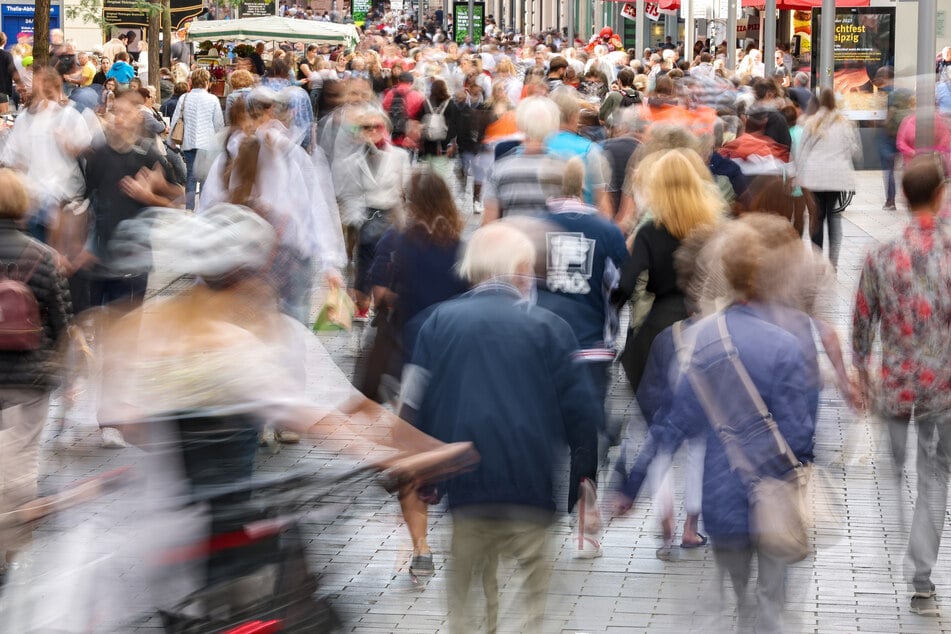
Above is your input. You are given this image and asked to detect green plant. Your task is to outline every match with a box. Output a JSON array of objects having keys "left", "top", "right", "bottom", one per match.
[{"left": 233, "top": 43, "right": 254, "bottom": 58}]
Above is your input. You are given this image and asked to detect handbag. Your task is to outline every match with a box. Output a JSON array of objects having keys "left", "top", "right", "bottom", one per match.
[
  {"left": 685, "top": 314, "right": 812, "bottom": 564},
  {"left": 170, "top": 94, "right": 187, "bottom": 146}
]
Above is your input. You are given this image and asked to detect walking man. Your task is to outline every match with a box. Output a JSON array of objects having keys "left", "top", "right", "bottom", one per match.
[{"left": 852, "top": 156, "right": 951, "bottom": 615}]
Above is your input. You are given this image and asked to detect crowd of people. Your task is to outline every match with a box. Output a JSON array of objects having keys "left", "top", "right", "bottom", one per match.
[{"left": 0, "top": 12, "right": 949, "bottom": 632}]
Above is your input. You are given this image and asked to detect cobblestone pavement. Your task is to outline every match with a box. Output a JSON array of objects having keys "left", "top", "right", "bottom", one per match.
[{"left": 25, "top": 171, "right": 951, "bottom": 633}]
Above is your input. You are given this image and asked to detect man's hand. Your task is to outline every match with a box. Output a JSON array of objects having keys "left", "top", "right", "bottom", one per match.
[
  {"left": 325, "top": 269, "right": 344, "bottom": 290},
  {"left": 120, "top": 165, "right": 170, "bottom": 206},
  {"left": 851, "top": 368, "right": 871, "bottom": 413}
]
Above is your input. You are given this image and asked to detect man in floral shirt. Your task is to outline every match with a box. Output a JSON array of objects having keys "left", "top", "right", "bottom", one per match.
[{"left": 852, "top": 156, "right": 951, "bottom": 616}]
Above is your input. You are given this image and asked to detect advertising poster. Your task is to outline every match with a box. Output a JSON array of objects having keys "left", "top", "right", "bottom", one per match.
[
  {"left": 812, "top": 7, "right": 895, "bottom": 120},
  {"left": 792, "top": 9, "right": 811, "bottom": 55},
  {"left": 453, "top": 2, "right": 484, "bottom": 44},
  {"left": 352, "top": 0, "right": 371, "bottom": 26}
]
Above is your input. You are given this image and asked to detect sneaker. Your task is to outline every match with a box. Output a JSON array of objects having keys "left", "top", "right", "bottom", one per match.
[
  {"left": 575, "top": 535, "right": 604, "bottom": 559},
  {"left": 883, "top": 202, "right": 897, "bottom": 211},
  {"left": 409, "top": 554, "right": 435, "bottom": 577},
  {"left": 911, "top": 589, "right": 939, "bottom": 616},
  {"left": 276, "top": 430, "right": 301, "bottom": 444},
  {"left": 100, "top": 427, "right": 129, "bottom": 449},
  {"left": 353, "top": 307, "right": 370, "bottom": 323}
]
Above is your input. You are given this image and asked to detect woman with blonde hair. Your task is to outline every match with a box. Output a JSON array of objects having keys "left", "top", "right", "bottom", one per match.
[{"left": 613, "top": 148, "right": 724, "bottom": 392}]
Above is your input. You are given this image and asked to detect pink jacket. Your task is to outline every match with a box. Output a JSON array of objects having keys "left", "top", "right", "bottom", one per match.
[{"left": 896, "top": 115, "right": 951, "bottom": 163}]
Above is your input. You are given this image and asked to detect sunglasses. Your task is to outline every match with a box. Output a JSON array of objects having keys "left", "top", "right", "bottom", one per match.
[{"left": 361, "top": 123, "right": 385, "bottom": 131}]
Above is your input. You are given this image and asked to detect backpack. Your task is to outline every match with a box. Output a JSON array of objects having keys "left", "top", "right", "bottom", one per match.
[
  {"left": 422, "top": 98, "right": 449, "bottom": 142},
  {"left": 619, "top": 88, "right": 641, "bottom": 108},
  {"left": 0, "top": 248, "right": 44, "bottom": 351},
  {"left": 388, "top": 89, "right": 409, "bottom": 137}
]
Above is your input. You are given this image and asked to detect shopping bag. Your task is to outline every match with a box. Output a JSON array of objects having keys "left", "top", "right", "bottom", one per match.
[{"left": 312, "top": 288, "right": 355, "bottom": 332}]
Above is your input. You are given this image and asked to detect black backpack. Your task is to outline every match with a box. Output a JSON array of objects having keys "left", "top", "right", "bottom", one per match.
[
  {"left": 619, "top": 88, "right": 641, "bottom": 108},
  {"left": 389, "top": 89, "right": 409, "bottom": 137}
]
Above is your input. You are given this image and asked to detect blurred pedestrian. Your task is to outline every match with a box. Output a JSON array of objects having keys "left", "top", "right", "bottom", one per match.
[
  {"left": 400, "top": 222, "right": 600, "bottom": 632},
  {"left": 0, "top": 170, "right": 71, "bottom": 584},
  {"left": 613, "top": 148, "right": 724, "bottom": 392},
  {"left": 367, "top": 169, "right": 467, "bottom": 576},
  {"left": 852, "top": 156, "right": 951, "bottom": 615},
  {"left": 168, "top": 68, "right": 225, "bottom": 209},
  {"left": 614, "top": 220, "right": 815, "bottom": 633},
  {"left": 795, "top": 88, "right": 861, "bottom": 269}
]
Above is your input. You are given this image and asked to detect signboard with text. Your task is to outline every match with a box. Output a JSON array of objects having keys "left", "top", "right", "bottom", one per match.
[
  {"left": 811, "top": 7, "right": 895, "bottom": 120},
  {"left": 102, "top": 0, "right": 204, "bottom": 29},
  {"left": 453, "top": 2, "right": 484, "bottom": 44},
  {"left": 352, "top": 0, "right": 370, "bottom": 26},
  {"left": 621, "top": 2, "right": 660, "bottom": 22},
  {"left": 240, "top": 0, "right": 274, "bottom": 18},
  {"left": 1, "top": 4, "right": 60, "bottom": 50}
]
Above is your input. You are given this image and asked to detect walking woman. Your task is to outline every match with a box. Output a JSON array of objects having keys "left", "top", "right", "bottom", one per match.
[
  {"left": 795, "top": 87, "right": 861, "bottom": 269},
  {"left": 168, "top": 68, "right": 224, "bottom": 209},
  {"left": 613, "top": 148, "right": 724, "bottom": 393},
  {"left": 0, "top": 170, "right": 72, "bottom": 582},
  {"left": 367, "top": 169, "right": 468, "bottom": 577}
]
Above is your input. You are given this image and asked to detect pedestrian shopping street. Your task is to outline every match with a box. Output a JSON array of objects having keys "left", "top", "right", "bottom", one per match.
[{"left": 31, "top": 170, "right": 951, "bottom": 633}]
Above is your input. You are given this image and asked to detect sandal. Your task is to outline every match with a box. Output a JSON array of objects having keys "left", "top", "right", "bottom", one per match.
[{"left": 680, "top": 533, "right": 708, "bottom": 549}]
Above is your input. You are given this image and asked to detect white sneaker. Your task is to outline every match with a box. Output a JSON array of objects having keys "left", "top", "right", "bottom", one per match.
[
  {"left": 575, "top": 535, "right": 604, "bottom": 559},
  {"left": 100, "top": 427, "right": 129, "bottom": 449}
]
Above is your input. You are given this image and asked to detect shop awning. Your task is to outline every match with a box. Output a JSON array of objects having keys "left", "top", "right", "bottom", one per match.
[
  {"left": 185, "top": 17, "right": 360, "bottom": 47},
  {"left": 741, "top": 0, "right": 868, "bottom": 9}
]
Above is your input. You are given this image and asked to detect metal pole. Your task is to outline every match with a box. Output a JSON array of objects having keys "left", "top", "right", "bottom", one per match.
[
  {"left": 635, "top": 0, "right": 644, "bottom": 59},
  {"left": 468, "top": 0, "right": 475, "bottom": 40},
  {"left": 819, "top": 0, "right": 834, "bottom": 89},
  {"left": 917, "top": 0, "right": 937, "bottom": 149},
  {"left": 727, "top": 0, "right": 736, "bottom": 69},
  {"left": 418, "top": 0, "right": 425, "bottom": 33},
  {"left": 685, "top": 0, "right": 693, "bottom": 59},
  {"left": 763, "top": 0, "right": 776, "bottom": 75},
  {"left": 566, "top": 0, "right": 574, "bottom": 49}
]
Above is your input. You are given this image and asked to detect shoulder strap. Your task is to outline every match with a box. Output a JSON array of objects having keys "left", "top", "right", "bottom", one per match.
[
  {"left": 713, "top": 314, "right": 799, "bottom": 470},
  {"left": 424, "top": 97, "right": 434, "bottom": 113},
  {"left": 683, "top": 313, "right": 800, "bottom": 485},
  {"left": 436, "top": 99, "right": 449, "bottom": 115}
]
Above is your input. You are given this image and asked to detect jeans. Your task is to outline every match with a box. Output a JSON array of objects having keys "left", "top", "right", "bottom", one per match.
[
  {"left": 877, "top": 138, "right": 898, "bottom": 205},
  {"left": 87, "top": 273, "right": 149, "bottom": 309},
  {"left": 182, "top": 148, "right": 198, "bottom": 210},
  {"left": 275, "top": 251, "right": 314, "bottom": 324},
  {"left": 714, "top": 541, "right": 787, "bottom": 633},
  {"left": 0, "top": 389, "right": 50, "bottom": 555},
  {"left": 885, "top": 412, "right": 951, "bottom": 592},
  {"left": 809, "top": 191, "right": 842, "bottom": 269},
  {"left": 448, "top": 515, "right": 552, "bottom": 634}
]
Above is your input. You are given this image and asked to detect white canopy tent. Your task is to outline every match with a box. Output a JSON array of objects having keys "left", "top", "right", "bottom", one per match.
[{"left": 186, "top": 17, "right": 360, "bottom": 48}]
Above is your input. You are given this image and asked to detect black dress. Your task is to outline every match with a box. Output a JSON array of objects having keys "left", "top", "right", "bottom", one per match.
[{"left": 613, "top": 221, "right": 688, "bottom": 393}]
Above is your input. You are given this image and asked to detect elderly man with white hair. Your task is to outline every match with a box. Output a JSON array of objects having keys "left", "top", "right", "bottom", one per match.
[
  {"left": 481, "top": 96, "right": 567, "bottom": 223},
  {"left": 399, "top": 221, "right": 601, "bottom": 634}
]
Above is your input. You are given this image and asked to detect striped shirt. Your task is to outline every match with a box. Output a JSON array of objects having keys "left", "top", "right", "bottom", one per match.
[{"left": 483, "top": 152, "right": 567, "bottom": 218}]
